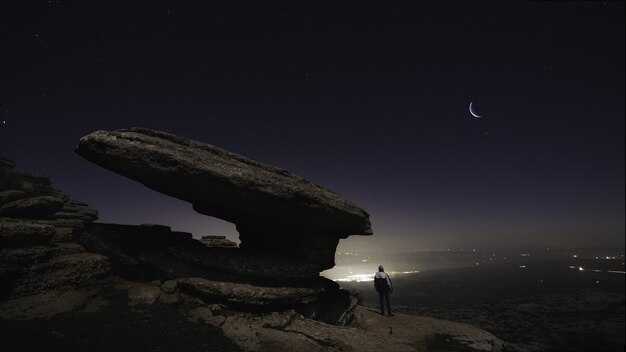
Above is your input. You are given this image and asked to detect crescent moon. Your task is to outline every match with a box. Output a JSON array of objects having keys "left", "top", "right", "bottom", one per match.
[{"left": 469, "top": 101, "right": 482, "bottom": 118}]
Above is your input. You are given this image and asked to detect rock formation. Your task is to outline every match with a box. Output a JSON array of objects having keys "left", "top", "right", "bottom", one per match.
[
  {"left": 0, "top": 154, "right": 522, "bottom": 351},
  {"left": 75, "top": 128, "right": 372, "bottom": 272},
  {"left": 0, "top": 156, "right": 110, "bottom": 317},
  {"left": 73, "top": 128, "right": 374, "bottom": 316}
]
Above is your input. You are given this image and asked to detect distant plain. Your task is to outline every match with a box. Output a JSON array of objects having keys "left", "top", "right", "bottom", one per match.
[{"left": 329, "top": 249, "right": 625, "bottom": 351}]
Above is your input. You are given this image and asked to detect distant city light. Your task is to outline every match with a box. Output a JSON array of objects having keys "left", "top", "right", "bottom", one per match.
[
  {"left": 334, "top": 270, "right": 420, "bottom": 282},
  {"left": 336, "top": 274, "right": 374, "bottom": 282},
  {"left": 327, "top": 247, "right": 625, "bottom": 284},
  {"left": 388, "top": 270, "right": 419, "bottom": 275},
  {"left": 568, "top": 266, "right": 625, "bottom": 274}
]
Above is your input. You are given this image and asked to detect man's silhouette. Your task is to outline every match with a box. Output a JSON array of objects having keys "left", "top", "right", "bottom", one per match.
[{"left": 374, "top": 264, "right": 394, "bottom": 316}]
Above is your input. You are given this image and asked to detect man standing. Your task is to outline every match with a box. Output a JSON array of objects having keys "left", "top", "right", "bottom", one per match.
[{"left": 374, "top": 265, "right": 394, "bottom": 316}]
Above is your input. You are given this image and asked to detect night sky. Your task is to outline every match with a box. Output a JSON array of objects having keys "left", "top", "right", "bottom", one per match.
[{"left": 1, "top": 1, "right": 624, "bottom": 251}]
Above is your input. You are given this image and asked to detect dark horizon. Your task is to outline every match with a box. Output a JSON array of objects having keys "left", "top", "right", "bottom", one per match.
[{"left": 1, "top": 1, "right": 624, "bottom": 251}]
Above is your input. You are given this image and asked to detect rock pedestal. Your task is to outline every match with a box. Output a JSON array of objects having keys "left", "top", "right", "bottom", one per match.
[
  {"left": 74, "top": 128, "right": 373, "bottom": 316},
  {"left": 75, "top": 128, "right": 372, "bottom": 272}
]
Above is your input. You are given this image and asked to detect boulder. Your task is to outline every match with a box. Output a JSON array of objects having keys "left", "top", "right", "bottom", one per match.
[
  {"left": 0, "top": 196, "right": 65, "bottom": 219},
  {"left": 127, "top": 283, "right": 161, "bottom": 306},
  {"left": 158, "top": 292, "right": 179, "bottom": 305},
  {"left": 75, "top": 128, "right": 372, "bottom": 268},
  {"left": 161, "top": 280, "right": 177, "bottom": 294}
]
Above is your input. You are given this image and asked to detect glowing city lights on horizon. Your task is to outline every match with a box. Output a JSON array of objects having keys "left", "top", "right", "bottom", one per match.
[{"left": 334, "top": 270, "right": 420, "bottom": 282}]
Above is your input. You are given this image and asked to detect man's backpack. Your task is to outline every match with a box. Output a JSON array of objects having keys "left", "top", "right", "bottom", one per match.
[{"left": 374, "top": 274, "right": 390, "bottom": 293}]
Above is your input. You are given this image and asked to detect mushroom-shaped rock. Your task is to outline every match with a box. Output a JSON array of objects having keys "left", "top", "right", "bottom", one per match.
[{"left": 75, "top": 128, "right": 372, "bottom": 270}]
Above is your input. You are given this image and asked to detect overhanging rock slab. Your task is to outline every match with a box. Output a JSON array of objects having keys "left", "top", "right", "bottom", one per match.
[{"left": 76, "top": 128, "right": 372, "bottom": 268}]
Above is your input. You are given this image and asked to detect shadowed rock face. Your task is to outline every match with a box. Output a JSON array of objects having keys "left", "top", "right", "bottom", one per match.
[
  {"left": 1, "top": 155, "right": 108, "bottom": 306},
  {"left": 79, "top": 223, "right": 323, "bottom": 282},
  {"left": 75, "top": 128, "right": 372, "bottom": 268}
]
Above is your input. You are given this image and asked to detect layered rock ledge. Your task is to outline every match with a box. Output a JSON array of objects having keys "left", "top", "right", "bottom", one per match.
[{"left": 0, "top": 156, "right": 109, "bottom": 311}]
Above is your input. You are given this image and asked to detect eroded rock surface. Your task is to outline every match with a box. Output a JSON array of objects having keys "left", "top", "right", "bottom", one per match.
[{"left": 75, "top": 128, "right": 372, "bottom": 269}]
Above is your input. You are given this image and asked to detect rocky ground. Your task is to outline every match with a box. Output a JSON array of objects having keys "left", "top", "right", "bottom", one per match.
[
  {"left": 1, "top": 277, "right": 523, "bottom": 352},
  {"left": 0, "top": 281, "right": 241, "bottom": 352}
]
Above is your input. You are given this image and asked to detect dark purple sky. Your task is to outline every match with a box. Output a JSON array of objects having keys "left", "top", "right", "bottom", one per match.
[{"left": 1, "top": 1, "right": 624, "bottom": 251}]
